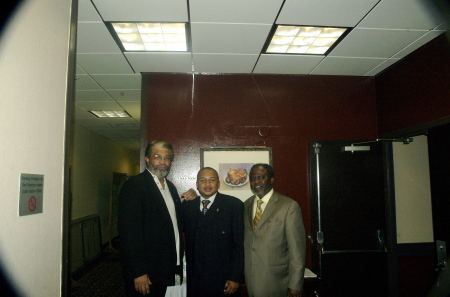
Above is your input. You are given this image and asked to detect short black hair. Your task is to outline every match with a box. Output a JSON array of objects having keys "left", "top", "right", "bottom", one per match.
[
  {"left": 145, "top": 140, "right": 174, "bottom": 160},
  {"left": 250, "top": 163, "right": 274, "bottom": 179},
  {"left": 197, "top": 167, "right": 219, "bottom": 180}
]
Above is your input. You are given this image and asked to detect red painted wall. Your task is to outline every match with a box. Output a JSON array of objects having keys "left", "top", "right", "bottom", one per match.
[
  {"left": 376, "top": 33, "right": 450, "bottom": 135},
  {"left": 144, "top": 73, "right": 378, "bottom": 267}
]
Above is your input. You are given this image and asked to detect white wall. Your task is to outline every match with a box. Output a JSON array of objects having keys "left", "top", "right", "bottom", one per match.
[
  {"left": 0, "top": 0, "right": 73, "bottom": 296},
  {"left": 394, "top": 135, "right": 434, "bottom": 243},
  {"left": 71, "top": 125, "right": 139, "bottom": 244}
]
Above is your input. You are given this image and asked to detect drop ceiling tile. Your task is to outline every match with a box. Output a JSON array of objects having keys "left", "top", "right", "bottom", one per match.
[
  {"left": 78, "top": 0, "right": 101, "bottom": 22},
  {"left": 191, "top": 23, "right": 272, "bottom": 54},
  {"left": 77, "top": 54, "right": 134, "bottom": 75},
  {"left": 393, "top": 30, "right": 447, "bottom": 58},
  {"left": 329, "top": 28, "right": 427, "bottom": 58},
  {"left": 190, "top": 0, "right": 283, "bottom": 23},
  {"left": 77, "top": 22, "right": 121, "bottom": 54},
  {"left": 193, "top": 54, "right": 259, "bottom": 73},
  {"left": 76, "top": 64, "right": 87, "bottom": 75},
  {"left": 75, "top": 118, "right": 111, "bottom": 128},
  {"left": 434, "top": 21, "right": 449, "bottom": 30},
  {"left": 358, "top": 0, "right": 445, "bottom": 30},
  {"left": 74, "top": 105, "right": 98, "bottom": 120},
  {"left": 100, "top": 117, "right": 139, "bottom": 126},
  {"left": 364, "top": 58, "right": 401, "bottom": 76},
  {"left": 75, "top": 101, "right": 124, "bottom": 111},
  {"left": 107, "top": 90, "right": 142, "bottom": 102},
  {"left": 119, "top": 102, "right": 141, "bottom": 120},
  {"left": 92, "top": 0, "right": 188, "bottom": 22},
  {"left": 76, "top": 90, "right": 115, "bottom": 102},
  {"left": 90, "top": 74, "right": 142, "bottom": 89},
  {"left": 124, "top": 52, "right": 193, "bottom": 73},
  {"left": 75, "top": 74, "right": 102, "bottom": 90},
  {"left": 254, "top": 54, "right": 324, "bottom": 74},
  {"left": 310, "top": 57, "right": 385, "bottom": 76},
  {"left": 278, "top": 0, "right": 379, "bottom": 27},
  {"left": 93, "top": 128, "right": 124, "bottom": 138}
]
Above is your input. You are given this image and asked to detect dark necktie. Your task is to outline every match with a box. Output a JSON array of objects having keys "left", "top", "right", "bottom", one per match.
[{"left": 202, "top": 200, "right": 210, "bottom": 215}]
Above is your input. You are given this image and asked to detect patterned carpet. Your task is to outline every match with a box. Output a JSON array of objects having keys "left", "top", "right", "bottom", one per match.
[{"left": 70, "top": 252, "right": 125, "bottom": 297}]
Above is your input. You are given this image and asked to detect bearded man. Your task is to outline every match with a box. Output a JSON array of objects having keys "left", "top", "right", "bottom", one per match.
[{"left": 118, "top": 140, "right": 196, "bottom": 297}]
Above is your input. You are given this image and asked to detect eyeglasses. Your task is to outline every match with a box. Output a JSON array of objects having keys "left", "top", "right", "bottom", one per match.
[{"left": 151, "top": 154, "right": 172, "bottom": 161}]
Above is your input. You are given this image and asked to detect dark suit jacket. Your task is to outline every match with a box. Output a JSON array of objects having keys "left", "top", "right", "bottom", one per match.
[
  {"left": 118, "top": 170, "right": 184, "bottom": 286},
  {"left": 182, "top": 192, "right": 244, "bottom": 297}
]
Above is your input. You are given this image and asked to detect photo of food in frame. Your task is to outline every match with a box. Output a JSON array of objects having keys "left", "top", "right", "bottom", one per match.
[{"left": 219, "top": 163, "right": 253, "bottom": 191}]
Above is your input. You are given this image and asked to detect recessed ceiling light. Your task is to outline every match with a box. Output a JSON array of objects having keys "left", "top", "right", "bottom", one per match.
[
  {"left": 89, "top": 111, "right": 131, "bottom": 118},
  {"left": 108, "top": 22, "right": 188, "bottom": 52},
  {"left": 265, "top": 25, "right": 348, "bottom": 55}
]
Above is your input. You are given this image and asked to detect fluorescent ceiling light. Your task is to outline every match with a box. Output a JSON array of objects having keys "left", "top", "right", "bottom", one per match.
[
  {"left": 110, "top": 22, "right": 188, "bottom": 52},
  {"left": 89, "top": 111, "right": 131, "bottom": 118},
  {"left": 265, "top": 25, "right": 347, "bottom": 55}
]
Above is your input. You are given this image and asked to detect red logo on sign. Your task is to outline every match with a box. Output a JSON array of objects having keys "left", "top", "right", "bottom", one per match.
[{"left": 28, "top": 196, "right": 36, "bottom": 212}]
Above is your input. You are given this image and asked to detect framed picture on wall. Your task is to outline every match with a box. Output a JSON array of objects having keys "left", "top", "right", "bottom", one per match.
[{"left": 200, "top": 147, "right": 272, "bottom": 201}]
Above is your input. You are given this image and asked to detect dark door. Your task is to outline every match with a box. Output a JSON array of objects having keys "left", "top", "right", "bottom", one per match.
[
  {"left": 427, "top": 123, "right": 450, "bottom": 296},
  {"left": 310, "top": 140, "right": 391, "bottom": 297}
]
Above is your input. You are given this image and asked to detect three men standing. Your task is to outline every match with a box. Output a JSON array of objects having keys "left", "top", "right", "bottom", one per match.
[{"left": 119, "top": 139, "right": 305, "bottom": 297}]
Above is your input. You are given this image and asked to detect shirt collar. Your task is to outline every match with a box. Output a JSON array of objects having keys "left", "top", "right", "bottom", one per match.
[
  {"left": 201, "top": 192, "right": 217, "bottom": 205},
  {"left": 255, "top": 188, "right": 274, "bottom": 204}
]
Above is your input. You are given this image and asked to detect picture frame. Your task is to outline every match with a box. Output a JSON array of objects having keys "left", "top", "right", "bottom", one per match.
[{"left": 200, "top": 147, "right": 272, "bottom": 201}]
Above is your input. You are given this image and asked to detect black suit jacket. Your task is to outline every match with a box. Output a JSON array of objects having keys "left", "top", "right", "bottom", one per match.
[
  {"left": 118, "top": 170, "right": 183, "bottom": 286},
  {"left": 182, "top": 192, "right": 244, "bottom": 296}
]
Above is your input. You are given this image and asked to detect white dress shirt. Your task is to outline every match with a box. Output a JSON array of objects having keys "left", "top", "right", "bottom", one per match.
[
  {"left": 252, "top": 188, "right": 274, "bottom": 219},
  {"left": 149, "top": 170, "right": 180, "bottom": 266}
]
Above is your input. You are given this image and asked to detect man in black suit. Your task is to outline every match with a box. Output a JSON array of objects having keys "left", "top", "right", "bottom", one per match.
[
  {"left": 182, "top": 167, "right": 244, "bottom": 297},
  {"left": 118, "top": 140, "right": 196, "bottom": 297}
]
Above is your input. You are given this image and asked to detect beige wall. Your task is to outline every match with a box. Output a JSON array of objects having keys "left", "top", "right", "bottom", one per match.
[
  {"left": 394, "top": 135, "right": 434, "bottom": 243},
  {"left": 0, "top": 0, "right": 73, "bottom": 296},
  {"left": 71, "top": 124, "right": 140, "bottom": 243}
]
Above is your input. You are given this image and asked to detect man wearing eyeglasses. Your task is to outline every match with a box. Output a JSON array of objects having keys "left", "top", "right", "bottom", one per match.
[{"left": 119, "top": 140, "right": 196, "bottom": 297}]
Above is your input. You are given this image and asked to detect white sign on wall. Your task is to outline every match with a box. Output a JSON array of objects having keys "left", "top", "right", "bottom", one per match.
[{"left": 19, "top": 174, "right": 44, "bottom": 216}]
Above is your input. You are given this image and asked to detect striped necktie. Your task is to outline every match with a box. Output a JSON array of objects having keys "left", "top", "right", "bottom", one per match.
[
  {"left": 253, "top": 199, "right": 264, "bottom": 229},
  {"left": 202, "top": 200, "right": 210, "bottom": 215}
]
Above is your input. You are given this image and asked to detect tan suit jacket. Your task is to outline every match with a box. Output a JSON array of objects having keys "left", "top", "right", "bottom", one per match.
[{"left": 244, "top": 191, "right": 306, "bottom": 297}]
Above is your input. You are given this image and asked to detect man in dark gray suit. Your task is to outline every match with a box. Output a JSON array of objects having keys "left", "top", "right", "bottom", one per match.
[{"left": 182, "top": 167, "right": 244, "bottom": 297}]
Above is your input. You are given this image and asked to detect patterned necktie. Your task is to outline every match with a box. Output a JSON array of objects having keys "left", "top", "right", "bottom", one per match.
[
  {"left": 202, "top": 200, "right": 210, "bottom": 215},
  {"left": 253, "top": 199, "right": 264, "bottom": 229}
]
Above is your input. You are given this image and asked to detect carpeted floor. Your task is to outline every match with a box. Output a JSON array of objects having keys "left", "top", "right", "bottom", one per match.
[{"left": 70, "top": 251, "right": 125, "bottom": 297}]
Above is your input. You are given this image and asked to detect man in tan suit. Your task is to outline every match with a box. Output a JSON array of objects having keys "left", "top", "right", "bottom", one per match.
[{"left": 244, "top": 164, "right": 306, "bottom": 297}]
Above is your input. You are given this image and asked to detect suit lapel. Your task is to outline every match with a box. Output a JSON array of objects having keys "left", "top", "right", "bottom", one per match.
[
  {"left": 143, "top": 170, "right": 173, "bottom": 223},
  {"left": 247, "top": 196, "right": 256, "bottom": 228},
  {"left": 255, "top": 192, "right": 278, "bottom": 230},
  {"left": 197, "top": 193, "right": 224, "bottom": 228}
]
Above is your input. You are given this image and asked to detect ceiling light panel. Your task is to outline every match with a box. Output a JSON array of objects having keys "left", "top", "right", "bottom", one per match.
[
  {"left": 110, "top": 22, "right": 188, "bottom": 52},
  {"left": 265, "top": 25, "right": 348, "bottom": 55},
  {"left": 89, "top": 111, "right": 131, "bottom": 118}
]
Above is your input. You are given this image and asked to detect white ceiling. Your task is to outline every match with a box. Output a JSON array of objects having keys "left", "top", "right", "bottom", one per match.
[{"left": 75, "top": 0, "right": 448, "bottom": 151}]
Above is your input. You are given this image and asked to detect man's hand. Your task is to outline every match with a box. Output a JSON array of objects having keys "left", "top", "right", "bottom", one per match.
[
  {"left": 223, "top": 280, "right": 239, "bottom": 295},
  {"left": 181, "top": 188, "right": 197, "bottom": 201},
  {"left": 287, "top": 288, "right": 302, "bottom": 297},
  {"left": 134, "top": 274, "right": 152, "bottom": 295}
]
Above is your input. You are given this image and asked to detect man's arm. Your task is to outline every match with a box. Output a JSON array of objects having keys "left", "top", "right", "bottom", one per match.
[
  {"left": 228, "top": 198, "right": 245, "bottom": 283},
  {"left": 134, "top": 274, "right": 152, "bottom": 295},
  {"left": 118, "top": 178, "right": 148, "bottom": 278},
  {"left": 285, "top": 200, "right": 306, "bottom": 293},
  {"left": 181, "top": 188, "right": 197, "bottom": 200}
]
